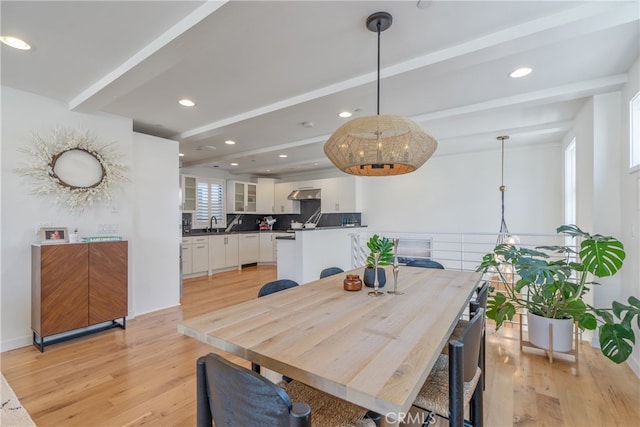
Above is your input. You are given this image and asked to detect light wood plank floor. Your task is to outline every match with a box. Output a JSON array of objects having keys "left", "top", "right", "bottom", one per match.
[{"left": 1, "top": 266, "right": 639, "bottom": 426}]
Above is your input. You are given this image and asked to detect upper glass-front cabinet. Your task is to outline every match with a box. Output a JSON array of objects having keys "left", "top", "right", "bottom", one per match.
[
  {"left": 229, "top": 181, "right": 257, "bottom": 213},
  {"left": 182, "top": 175, "right": 197, "bottom": 212}
]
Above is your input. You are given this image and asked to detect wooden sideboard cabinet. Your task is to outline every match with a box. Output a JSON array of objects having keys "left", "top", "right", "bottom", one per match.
[{"left": 31, "top": 241, "right": 128, "bottom": 351}]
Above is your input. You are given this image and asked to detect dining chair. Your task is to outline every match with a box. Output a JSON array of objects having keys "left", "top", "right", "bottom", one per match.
[
  {"left": 412, "top": 308, "right": 485, "bottom": 427},
  {"left": 445, "top": 281, "right": 489, "bottom": 390},
  {"left": 257, "top": 279, "right": 299, "bottom": 297},
  {"left": 253, "top": 279, "right": 299, "bottom": 376},
  {"left": 405, "top": 259, "right": 445, "bottom": 269},
  {"left": 197, "top": 353, "right": 378, "bottom": 427},
  {"left": 319, "top": 266, "right": 344, "bottom": 278}
]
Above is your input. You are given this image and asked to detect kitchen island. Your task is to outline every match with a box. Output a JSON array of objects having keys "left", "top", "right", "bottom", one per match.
[{"left": 276, "top": 226, "right": 366, "bottom": 284}]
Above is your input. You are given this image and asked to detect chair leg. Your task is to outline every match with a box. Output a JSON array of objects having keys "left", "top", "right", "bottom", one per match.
[
  {"left": 196, "top": 356, "right": 212, "bottom": 427},
  {"left": 365, "top": 410, "right": 381, "bottom": 427},
  {"left": 481, "top": 330, "right": 486, "bottom": 390},
  {"left": 449, "top": 341, "right": 464, "bottom": 427},
  {"left": 470, "top": 373, "right": 484, "bottom": 427}
]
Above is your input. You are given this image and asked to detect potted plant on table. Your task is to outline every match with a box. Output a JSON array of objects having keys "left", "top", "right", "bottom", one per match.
[
  {"left": 364, "top": 234, "right": 394, "bottom": 288},
  {"left": 477, "top": 224, "right": 640, "bottom": 363}
]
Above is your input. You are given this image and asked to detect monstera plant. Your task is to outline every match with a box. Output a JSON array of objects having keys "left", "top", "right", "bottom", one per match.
[{"left": 478, "top": 224, "right": 639, "bottom": 364}]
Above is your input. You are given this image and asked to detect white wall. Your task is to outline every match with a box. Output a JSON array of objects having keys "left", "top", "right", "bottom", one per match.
[
  {"left": 132, "top": 132, "right": 181, "bottom": 315},
  {"left": 360, "top": 143, "right": 563, "bottom": 235},
  {"left": 0, "top": 87, "right": 180, "bottom": 350},
  {"left": 620, "top": 57, "right": 640, "bottom": 376}
]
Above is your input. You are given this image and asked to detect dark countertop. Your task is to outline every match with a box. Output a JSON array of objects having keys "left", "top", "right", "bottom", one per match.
[
  {"left": 184, "top": 225, "right": 366, "bottom": 237},
  {"left": 288, "top": 225, "right": 367, "bottom": 231},
  {"left": 184, "top": 229, "right": 292, "bottom": 237}
]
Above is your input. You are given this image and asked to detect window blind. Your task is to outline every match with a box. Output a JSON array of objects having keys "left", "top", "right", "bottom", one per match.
[{"left": 195, "top": 179, "right": 225, "bottom": 227}]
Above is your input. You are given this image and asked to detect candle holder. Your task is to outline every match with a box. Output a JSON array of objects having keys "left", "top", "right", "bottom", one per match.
[
  {"left": 367, "top": 252, "right": 385, "bottom": 297},
  {"left": 388, "top": 239, "right": 403, "bottom": 295}
]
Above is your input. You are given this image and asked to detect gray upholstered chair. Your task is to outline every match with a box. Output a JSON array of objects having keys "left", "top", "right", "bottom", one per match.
[
  {"left": 197, "top": 353, "right": 377, "bottom": 427},
  {"left": 319, "top": 267, "right": 344, "bottom": 278},
  {"left": 405, "top": 259, "right": 445, "bottom": 269},
  {"left": 412, "top": 308, "right": 485, "bottom": 427}
]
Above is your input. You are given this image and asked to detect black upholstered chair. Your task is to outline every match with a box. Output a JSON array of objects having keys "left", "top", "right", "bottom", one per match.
[
  {"left": 197, "top": 353, "right": 377, "bottom": 427},
  {"left": 257, "top": 279, "right": 299, "bottom": 297},
  {"left": 412, "top": 308, "right": 485, "bottom": 427},
  {"left": 405, "top": 259, "right": 445, "bottom": 269},
  {"left": 319, "top": 267, "right": 344, "bottom": 278}
]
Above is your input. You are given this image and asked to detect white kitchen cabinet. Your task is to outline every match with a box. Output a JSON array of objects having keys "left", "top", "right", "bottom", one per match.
[
  {"left": 228, "top": 181, "right": 257, "bottom": 213},
  {"left": 239, "top": 233, "right": 259, "bottom": 265},
  {"left": 181, "top": 242, "right": 193, "bottom": 274},
  {"left": 274, "top": 182, "right": 300, "bottom": 214},
  {"left": 191, "top": 236, "right": 209, "bottom": 273},
  {"left": 256, "top": 178, "right": 275, "bottom": 214},
  {"left": 272, "top": 232, "right": 289, "bottom": 263},
  {"left": 226, "top": 234, "right": 239, "bottom": 267},
  {"left": 209, "top": 234, "right": 240, "bottom": 270},
  {"left": 259, "top": 233, "right": 274, "bottom": 263},
  {"left": 260, "top": 232, "right": 291, "bottom": 264},
  {"left": 320, "top": 176, "right": 357, "bottom": 213},
  {"left": 181, "top": 175, "right": 197, "bottom": 212}
]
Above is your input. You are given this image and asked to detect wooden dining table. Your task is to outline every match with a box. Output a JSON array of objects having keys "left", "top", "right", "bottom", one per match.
[{"left": 178, "top": 265, "right": 482, "bottom": 421}]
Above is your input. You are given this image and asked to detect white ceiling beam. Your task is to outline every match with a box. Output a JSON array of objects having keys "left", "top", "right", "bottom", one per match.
[
  {"left": 413, "top": 74, "right": 627, "bottom": 123},
  {"left": 69, "top": 1, "right": 227, "bottom": 112}
]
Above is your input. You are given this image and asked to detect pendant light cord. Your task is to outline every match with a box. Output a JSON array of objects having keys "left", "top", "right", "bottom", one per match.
[{"left": 376, "top": 20, "right": 381, "bottom": 116}]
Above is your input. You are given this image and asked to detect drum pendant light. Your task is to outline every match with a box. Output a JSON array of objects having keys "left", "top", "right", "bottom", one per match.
[{"left": 323, "top": 12, "right": 437, "bottom": 176}]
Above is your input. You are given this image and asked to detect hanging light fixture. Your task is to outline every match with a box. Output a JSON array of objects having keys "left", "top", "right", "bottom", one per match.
[
  {"left": 496, "top": 135, "right": 519, "bottom": 246},
  {"left": 323, "top": 12, "right": 438, "bottom": 176}
]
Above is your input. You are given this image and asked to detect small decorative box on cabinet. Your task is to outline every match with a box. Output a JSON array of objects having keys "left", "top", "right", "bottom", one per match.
[{"left": 31, "top": 241, "right": 128, "bottom": 352}]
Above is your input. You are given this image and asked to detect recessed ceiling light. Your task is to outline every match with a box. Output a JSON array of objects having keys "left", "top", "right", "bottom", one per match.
[
  {"left": 225, "top": 140, "right": 236, "bottom": 145},
  {"left": 338, "top": 111, "right": 352, "bottom": 118},
  {"left": 178, "top": 98, "right": 195, "bottom": 107},
  {"left": 509, "top": 67, "right": 532, "bottom": 78},
  {"left": 279, "top": 154, "right": 288, "bottom": 158},
  {"left": 0, "top": 35, "right": 31, "bottom": 50},
  {"left": 230, "top": 162, "right": 239, "bottom": 166},
  {"left": 178, "top": 153, "right": 185, "bottom": 157}
]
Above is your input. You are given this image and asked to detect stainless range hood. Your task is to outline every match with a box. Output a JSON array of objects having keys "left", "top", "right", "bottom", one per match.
[{"left": 287, "top": 188, "right": 321, "bottom": 200}]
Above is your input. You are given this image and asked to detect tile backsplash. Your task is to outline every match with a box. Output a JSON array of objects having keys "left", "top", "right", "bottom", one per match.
[{"left": 224, "top": 200, "right": 361, "bottom": 232}]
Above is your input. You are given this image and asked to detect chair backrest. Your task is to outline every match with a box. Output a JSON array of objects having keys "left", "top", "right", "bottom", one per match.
[
  {"left": 457, "top": 307, "right": 485, "bottom": 382},
  {"left": 258, "top": 279, "right": 299, "bottom": 297},
  {"left": 199, "top": 353, "right": 292, "bottom": 427},
  {"left": 406, "top": 259, "right": 445, "bottom": 269},
  {"left": 476, "top": 281, "right": 489, "bottom": 309},
  {"left": 319, "top": 267, "right": 344, "bottom": 278}
]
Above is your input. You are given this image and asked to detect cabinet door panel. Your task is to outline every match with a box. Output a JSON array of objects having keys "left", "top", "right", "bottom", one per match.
[
  {"left": 209, "top": 236, "right": 226, "bottom": 270},
  {"left": 38, "top": 245, "right": 89, "bottom": 336},
  {"left": 89, "top": 241, "right": 128, "bottom": 324},
  {"left": 225, "top": 235, "right": 239, "bottom": 268}
]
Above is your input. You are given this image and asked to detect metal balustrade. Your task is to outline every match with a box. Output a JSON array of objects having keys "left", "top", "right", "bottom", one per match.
[{"left": 349, "top": 230, "right": 574, "bottom": 328}]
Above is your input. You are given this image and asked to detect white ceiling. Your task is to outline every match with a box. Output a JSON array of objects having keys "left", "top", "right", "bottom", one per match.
[{"left": 2, "top": 1, "right": 638, "bottom": 177}]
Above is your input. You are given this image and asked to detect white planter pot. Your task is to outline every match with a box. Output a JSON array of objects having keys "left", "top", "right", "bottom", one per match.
[{"left": 527, "top": 312, "right": 574, "bottom": 352}]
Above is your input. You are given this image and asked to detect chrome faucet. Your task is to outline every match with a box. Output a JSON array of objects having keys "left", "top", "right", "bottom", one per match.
[{"left": 209, "top": 215, "right": 218, "bottom": 231}]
